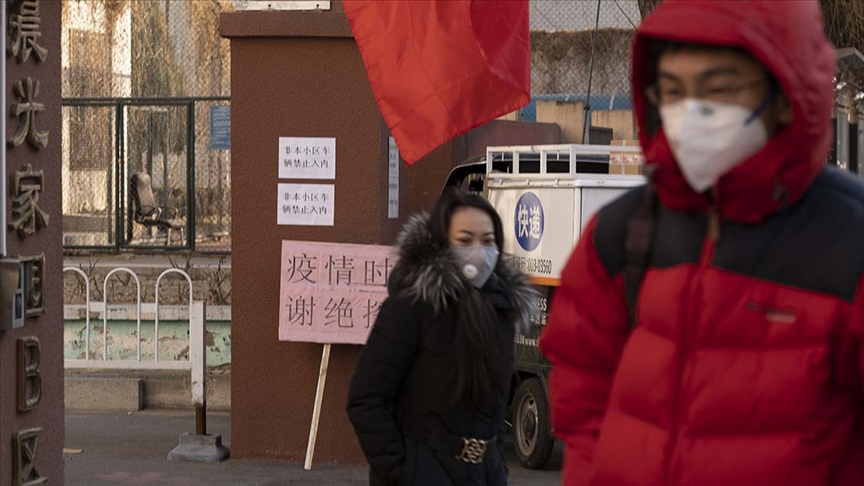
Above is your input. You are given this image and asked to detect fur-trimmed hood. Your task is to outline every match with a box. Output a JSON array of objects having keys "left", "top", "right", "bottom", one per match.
[{"left": 389, "top": 213, "right": 537, "bottom": 334}]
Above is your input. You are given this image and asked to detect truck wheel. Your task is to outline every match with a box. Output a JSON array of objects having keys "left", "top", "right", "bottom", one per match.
[{"left": 511, "top": 377, "right": 555, "bottom": 469}]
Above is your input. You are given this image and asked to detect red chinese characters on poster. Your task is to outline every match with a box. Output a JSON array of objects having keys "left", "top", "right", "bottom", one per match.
[{"left": 278, "top": 241, "right": 396, "bottom": 345}]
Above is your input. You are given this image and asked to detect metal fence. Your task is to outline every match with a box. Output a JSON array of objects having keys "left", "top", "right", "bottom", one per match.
[
  {"left": 62, "top": 97, "right": 231, "bottom": 252},
  {"left": 62, "top": 0, "right": 232, "bottom": 252},
  {"left": 529, "top": 0, "right": 640, "bottom": 110}
]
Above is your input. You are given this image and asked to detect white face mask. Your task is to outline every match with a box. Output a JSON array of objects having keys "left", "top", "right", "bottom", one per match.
[
  {"left": 660, "top": 98, "right": 769, "bottom": 193},
  {"left": 451, "top": 245, "right": 499, "bottom": 288}
]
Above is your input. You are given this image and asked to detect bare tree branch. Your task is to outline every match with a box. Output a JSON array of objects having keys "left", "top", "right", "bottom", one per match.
[{"left": 637, "top": 0, "right": 863, "bottom": 54}]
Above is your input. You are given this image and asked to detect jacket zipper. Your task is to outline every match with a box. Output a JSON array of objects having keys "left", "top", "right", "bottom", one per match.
[{"left": 663, "top": 207, "right": 719, "bottom": 485}]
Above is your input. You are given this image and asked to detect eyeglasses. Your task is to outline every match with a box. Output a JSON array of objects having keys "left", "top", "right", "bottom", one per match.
[{"left": 646, "top": 78, "right": 769, "bottom": 106}]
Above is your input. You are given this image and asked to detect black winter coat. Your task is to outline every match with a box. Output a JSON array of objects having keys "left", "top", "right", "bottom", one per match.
[{"left": 346, "top": 214, "right": 535, "bottom": 486}]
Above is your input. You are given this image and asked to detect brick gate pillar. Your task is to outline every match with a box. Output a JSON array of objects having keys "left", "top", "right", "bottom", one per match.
[
  {"left": 221, "top": 1, "right": 453, "bottom": 462},
  {"left": 0, "top": 0, "right": 65, "bottom": 484}
]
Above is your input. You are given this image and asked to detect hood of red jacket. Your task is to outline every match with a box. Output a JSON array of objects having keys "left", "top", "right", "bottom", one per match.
[{"left": 632, "top": 0, "right": 836, "bottom": 223}]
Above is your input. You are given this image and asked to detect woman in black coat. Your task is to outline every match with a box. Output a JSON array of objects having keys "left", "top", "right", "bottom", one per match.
[{"left": 347, "top": 190, "right": 536, "bottom": 486}]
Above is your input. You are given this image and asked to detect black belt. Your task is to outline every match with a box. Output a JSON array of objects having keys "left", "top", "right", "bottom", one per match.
[{"left": 406, "top": 428, "right": 497, "bottom": 464}]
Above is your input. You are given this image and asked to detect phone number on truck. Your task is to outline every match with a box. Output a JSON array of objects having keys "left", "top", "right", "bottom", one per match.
[{"left": 512, "top": 256, "right": 553, "bottom": 275}]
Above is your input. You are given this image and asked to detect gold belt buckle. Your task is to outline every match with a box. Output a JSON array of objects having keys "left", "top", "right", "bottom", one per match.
[{"left": 457, "top": 438, "right": 487, "bottom": 464}]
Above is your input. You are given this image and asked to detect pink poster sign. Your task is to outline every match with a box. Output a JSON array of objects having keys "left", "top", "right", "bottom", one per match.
[{"left": 279, "top": 240, "right": 397, "bottom": 345}]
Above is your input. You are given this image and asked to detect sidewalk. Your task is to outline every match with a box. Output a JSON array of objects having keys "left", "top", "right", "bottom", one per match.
[{"left": 65, "top": 411, "right": 564, "bottom": 485}]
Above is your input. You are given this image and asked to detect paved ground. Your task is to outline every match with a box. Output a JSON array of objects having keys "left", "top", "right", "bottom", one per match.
[{"left": 65, "top": 411, "right": 564, "bottom": 485}]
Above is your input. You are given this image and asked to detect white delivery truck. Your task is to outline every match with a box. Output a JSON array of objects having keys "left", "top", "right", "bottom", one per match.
[{"left": 443, "top": 144, "right": 645, "bottom": 469}]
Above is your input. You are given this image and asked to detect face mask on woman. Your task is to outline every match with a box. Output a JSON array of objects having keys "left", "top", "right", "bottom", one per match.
[{"left": 451, "top": 245, "right": 499, "bottom": 288}]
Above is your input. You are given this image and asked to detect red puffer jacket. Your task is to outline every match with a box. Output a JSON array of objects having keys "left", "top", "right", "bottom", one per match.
[{"left": 539, "top": 1, "right": 864, "bottom": 486}]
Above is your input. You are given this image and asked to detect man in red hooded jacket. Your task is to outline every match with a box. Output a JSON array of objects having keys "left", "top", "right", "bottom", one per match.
[{"left": 540, "top": 1, "right": 864, "bottom": 485}]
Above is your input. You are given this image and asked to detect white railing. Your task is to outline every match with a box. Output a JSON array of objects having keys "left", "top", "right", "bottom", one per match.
[
  {"left": 64, "top": 267, "right": 91, "bottom": 358},
  {"left": 103, "top": 267, "right": 143, "bottom": 361},
  {"left": 63, "top": 267, "right": 206, "bottom": 407},
  {"left": 154, "top": 269, "right": 194, "bottom": 362}
]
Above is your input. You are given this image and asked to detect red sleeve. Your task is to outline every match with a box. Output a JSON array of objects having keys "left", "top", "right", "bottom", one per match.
[
  {"left": 837, "top": 275, "right": 864, "bottom": 393},
  {"left": 835, "top": 275, "right": 864, "bottom": 485},
  {"left": 851, "top": 276, "right": 864, "bottom": 392},
  {"left": 846, "top": 275, "right": 864, "bottom": 392},
  {"left": 539, "top": 215, "right": 631, "bottom": 486}
]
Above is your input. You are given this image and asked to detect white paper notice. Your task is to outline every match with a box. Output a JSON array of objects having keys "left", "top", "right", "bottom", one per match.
[
  {"left": 388, "top": 137, "right": 399, "bottom": 219},
  {"left": 278, "top": 137, "right": 336, "bottom": 180},
  {"left": 277, "top": 184, "right": 335, "bottom": 226}
]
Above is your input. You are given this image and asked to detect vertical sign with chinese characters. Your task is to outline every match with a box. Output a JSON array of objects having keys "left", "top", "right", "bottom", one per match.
[
  {"left": 4, "top": 1, "right": 54, "bottom": 484},
  {"left": 209, "top": 105, "right": 231, "bottom": 150},
  {"left": 388, "top": 137, "right": 399, "bottom": 219},
  {"left": 278, "top": 137, "right": 336, "bottom": 180},
  {"left": 277, "top": 184, "right": 335, "bottom": 226},
  {"left": 279, "top": 241, "right": 396, "bottom": 344}
]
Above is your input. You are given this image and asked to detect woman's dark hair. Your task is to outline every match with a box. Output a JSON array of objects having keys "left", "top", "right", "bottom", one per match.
[
  {"left": 429, "top": 189, "right": 506, "bottom": 410},
  {"left": 429, "top": 188, "right": 505, "bottom": 256}
]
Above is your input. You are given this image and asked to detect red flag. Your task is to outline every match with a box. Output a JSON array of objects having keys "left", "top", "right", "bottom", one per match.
[{"left": 344, "top": 0, "right": 531, "bottom": 165}]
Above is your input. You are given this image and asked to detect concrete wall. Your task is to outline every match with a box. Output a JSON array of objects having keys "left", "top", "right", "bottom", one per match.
[
  {"left": 537, "top": 100, "right": 586, "bottom": 143},
  {"left": 63, "top": 317, "right": 231, "bottom": 366},
  {"left": 64, "top": 369, "right": 232, "bottom": 412},
  {"left": 0, "top": 1, "right": 65, "bottom": 483},
  {"left": 592, "top": 109, "right": 637, "bottom": 141}
]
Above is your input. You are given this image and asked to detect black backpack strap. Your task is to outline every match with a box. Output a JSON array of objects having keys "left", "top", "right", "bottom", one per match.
[{"left": 624, "top": 170, "right": 658, "bottom": 327}]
